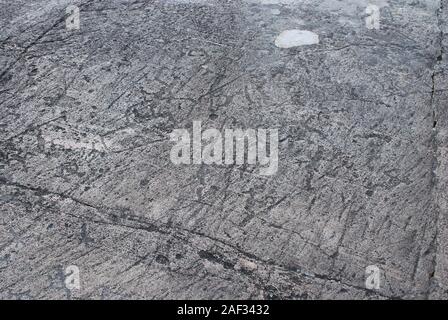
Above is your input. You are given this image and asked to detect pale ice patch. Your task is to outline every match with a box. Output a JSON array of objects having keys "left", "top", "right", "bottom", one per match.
[{"left": 274, "top": 30, "right": 319, "bottom": 48}]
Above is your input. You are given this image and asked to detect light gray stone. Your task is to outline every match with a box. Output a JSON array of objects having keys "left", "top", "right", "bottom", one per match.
[{"left": 0, "top": 0, "right": 446, "bottom": 299}]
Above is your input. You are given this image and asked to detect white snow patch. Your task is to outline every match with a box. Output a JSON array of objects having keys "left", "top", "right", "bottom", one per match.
[{"left": 274, "top": 30, "right": 319, "bottom": 48}]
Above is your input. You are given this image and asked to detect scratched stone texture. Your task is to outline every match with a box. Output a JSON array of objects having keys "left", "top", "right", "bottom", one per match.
[{"left": 0, "top": 0, "right": 447, "bottom": 299}]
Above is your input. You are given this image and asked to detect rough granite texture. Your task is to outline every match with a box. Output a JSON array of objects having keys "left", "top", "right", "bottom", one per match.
[{"left": 0, "top": 0, "right": 447, "bottom": 300}]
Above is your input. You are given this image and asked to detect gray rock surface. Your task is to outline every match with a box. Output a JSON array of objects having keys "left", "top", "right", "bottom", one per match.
[{"left": 0, "top": 0, "right": 446, "bottom": 299}]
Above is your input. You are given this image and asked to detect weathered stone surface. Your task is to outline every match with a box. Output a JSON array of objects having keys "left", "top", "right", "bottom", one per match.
[{"left": 0, "top": 0, "right": 446, "bottom": 299}]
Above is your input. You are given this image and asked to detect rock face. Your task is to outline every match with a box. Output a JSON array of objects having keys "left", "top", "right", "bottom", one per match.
[{"left": 0, "top": 0, "right": 446, "bottom": 300}]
